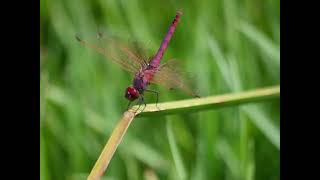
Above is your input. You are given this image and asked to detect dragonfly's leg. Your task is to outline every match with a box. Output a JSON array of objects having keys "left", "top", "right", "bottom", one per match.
[
  {"left": 132, "top": 99, "right": 141, "bottom": 114},
  {"left": 127, "top": 101, "right": 132, "bottom": 110},
  {"left": 126, "top": 100, "right": 139, "bottom": 112},
  {"left": 140, "top": 95, "right": 147, "bottom": 112},
  {"left": 145, "top": 89, "right": 160, "bottom": 110}
]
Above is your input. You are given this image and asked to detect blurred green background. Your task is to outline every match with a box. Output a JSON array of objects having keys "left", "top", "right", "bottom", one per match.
[{"left": 40, "top": 0, "right": 280, "bottom": 179}]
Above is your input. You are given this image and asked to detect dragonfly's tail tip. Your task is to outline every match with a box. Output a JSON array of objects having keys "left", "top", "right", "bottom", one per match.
[{"left": 176, "top": 10, "right": 183, "bottom": 16}]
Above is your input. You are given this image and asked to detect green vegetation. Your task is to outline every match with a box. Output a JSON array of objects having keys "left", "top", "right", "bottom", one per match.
[{"left": 40, "top": 0, "right": 280, "bottom": 179}]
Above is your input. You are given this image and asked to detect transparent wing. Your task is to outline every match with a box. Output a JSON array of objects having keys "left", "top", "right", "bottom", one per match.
[
  {"left": 128, "top": 39, "right": 155, "bottom": 63},
  {"left": 150, "top": 59, "right": 200, "bottom": 97},
  {"left": 76, "top": 33, "right": 149, "bottom": 74}
]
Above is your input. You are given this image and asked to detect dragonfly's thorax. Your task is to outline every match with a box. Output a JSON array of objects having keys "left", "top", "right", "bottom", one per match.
[
  {"left": 133, "top": 67, "right": 156, "bottom": 94},
  {"left": 133, "top": 76, "right": 145, "bottom": 94},
  {"left": 146, "top": 64, "right": 157, "bottom": 70}
]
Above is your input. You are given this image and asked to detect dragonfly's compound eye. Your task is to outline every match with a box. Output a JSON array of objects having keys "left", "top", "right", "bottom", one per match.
[{"left": 125, "top": 87, "right": 140, "bottom": 101}]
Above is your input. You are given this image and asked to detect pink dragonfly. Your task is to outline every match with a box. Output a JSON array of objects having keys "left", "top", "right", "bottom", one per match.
[{"left": 76, "top": 11, "right": 199, "bottom": 111}]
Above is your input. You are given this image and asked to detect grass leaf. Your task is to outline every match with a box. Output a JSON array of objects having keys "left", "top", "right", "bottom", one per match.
[
  {"left": 134, "top": 86, "right": 279, "bottom": 117},
  {"left": 166, "top": 120, "right": 187, "bottom": 180}
]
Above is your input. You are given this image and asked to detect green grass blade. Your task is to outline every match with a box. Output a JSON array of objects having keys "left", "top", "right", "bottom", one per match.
[
  {"left": 134, "top": 86, "right": 280, "bottom": 117},
  {"left": 166, "top": 120, "right": 187, "bottom": 180},
  {"left": 238, "top": 21, "right": 280, "bottom": 67},
  {"left": 207, "top": 36, "right": 233, "bottom": 88},
  {"left": 123, "top": 137, "right": 169, "bottom": 172},
  {"left": 216, "top": 139, "right": 241, "bottom": 179},
  {"left": 241, "top": 105, "right": 280, "bottom": 149}
]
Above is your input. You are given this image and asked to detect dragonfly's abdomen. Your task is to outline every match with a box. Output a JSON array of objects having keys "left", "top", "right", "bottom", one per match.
[
  {"left": 132, "top": 11, "right": 183, "bottom": 95},
  {"left": 149, "top": 11, "right": 182, "bottom": 67}
]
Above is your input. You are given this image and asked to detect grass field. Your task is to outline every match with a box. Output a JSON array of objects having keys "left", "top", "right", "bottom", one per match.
[{"left": 40, "top": 0, "right": 280, "bottom": 179}]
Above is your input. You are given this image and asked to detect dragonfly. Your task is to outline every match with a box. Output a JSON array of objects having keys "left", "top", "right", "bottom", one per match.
[{"left": 76, "top": 11, "right": 199, "bottom": 111}]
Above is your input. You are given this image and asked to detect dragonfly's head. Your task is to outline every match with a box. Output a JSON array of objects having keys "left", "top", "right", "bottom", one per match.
[{"left": 125, "top": 86, "right": 140, "bottom": 101}]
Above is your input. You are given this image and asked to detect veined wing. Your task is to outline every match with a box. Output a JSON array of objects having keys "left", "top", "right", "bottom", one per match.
[
  {"left": 150, "top": 59, "right": 200, "bottom": 97},
  {"left": 76, "top": 33, "right": 148, "bottom": 74}
]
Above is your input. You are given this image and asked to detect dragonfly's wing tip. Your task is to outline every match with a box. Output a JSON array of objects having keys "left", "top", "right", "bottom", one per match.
[
  {"left": 75, "top": 34, "right": 82, "bottom": 42},
  {"left": 97, "top": 31, "right": 104, "bottom": 39}
]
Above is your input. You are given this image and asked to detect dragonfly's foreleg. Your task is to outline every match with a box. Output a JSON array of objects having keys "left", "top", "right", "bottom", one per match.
[
  {"left": 127, "top": 98, "right": 140, "bottom": 113},
  {"left": 130, "top": 96, "right": 146, "bottom": 114},
  {"left": 145, "top": 89, "right": 160, "bottom": 110},
  {"left": 132, "top": 98, "right": 142, "bottom": 114},
  {"left": 127, "top": 101, "right": 132, "bottom": 110}
]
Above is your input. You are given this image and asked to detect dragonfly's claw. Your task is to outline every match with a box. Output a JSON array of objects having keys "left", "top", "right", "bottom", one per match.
[{"left": 155, "top": 104, "right": 161, "bottom": 111}]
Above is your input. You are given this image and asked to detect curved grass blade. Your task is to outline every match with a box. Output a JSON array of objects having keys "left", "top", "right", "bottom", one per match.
[
  {"left": 87, "top": 111, "right": 135, "bottom": 180},
  {"left": 88, "top": 85, "right": 279, "bottom": 179},
  {"left": 133, "top": 86, "right": 280, "bottom": 117},
  {"left": 166, "top": 120, "right": 187, "bottom": 180},
  {"left": 237, "top": 21, "right": 280, "bottom": 67}
]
